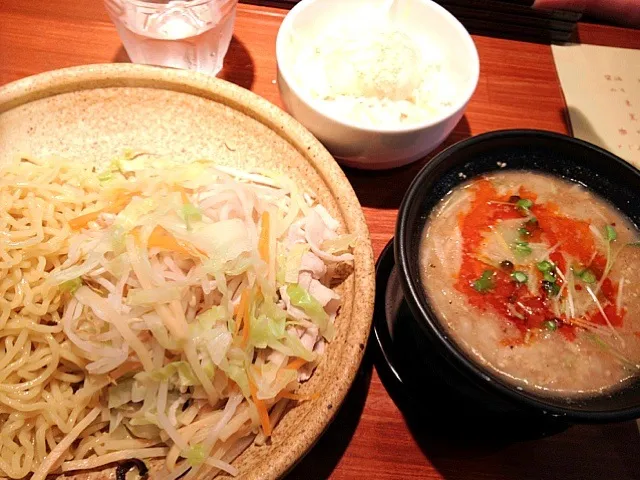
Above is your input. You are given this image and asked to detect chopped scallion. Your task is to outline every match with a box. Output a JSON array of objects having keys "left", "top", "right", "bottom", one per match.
[
  {"left": 605, "top": 225, "right": 617, "bottom": 242},
  {"left": 518, "top": 227, "right": 530, "bottom": 238},
  {"left": 542, "top": 319, "right": 558, "bottom": 331},
  {"left": 537, "top": 260, "right": 554, "bottom": 272},
  {"left": 513, "top": 241, "right": 532, "bottom": 256},
  {"left": 511, "top": 271, "right": 528, "bottom": 283},
  {"left": 516, "top": 199, "right": 534, "bottom": 217},
  {"left": 577, "top": 268, "right": 596, "bottom": 284},
  {"left": 543, "top": 271, "right": 556, "bottom": 283},
  {"left": 472, "top": 270, "right": 495, "bottom": 293},
  {"left": 516, "top": 198, "right": 533, "bottom": 210}
]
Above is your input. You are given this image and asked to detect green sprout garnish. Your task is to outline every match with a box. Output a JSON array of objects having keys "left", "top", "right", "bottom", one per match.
[
  {"left": 577, "top": 268, "right": 596, "bottom": 284},
  {"left": 536, "top": 260, "right": 554, "bottom": 273},
  {"left": 516, "top": 198, "right": 533, "bottom": 210},
  {"left": 589, "top": 333, "right": 609, "bottom": 350},
  {"left": 516, "top": 199, "right": 534, "bottom": 218},
  {"left": 473, "top": 270, "right": 495, "bottom": 293},
  {"left": 511, "top": 271, "right": 528, "bottom": 283},
  {"left": 596, "top": 225, "right": 618, "bottom": 289},
  {"left": 513, "top": 241, "right": 532, "bottom": 256},
  {"left": 542, "top": 319, "right": 558, "bottom": 331}
]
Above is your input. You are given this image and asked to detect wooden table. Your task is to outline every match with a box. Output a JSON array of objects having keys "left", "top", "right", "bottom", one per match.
[{"left": 1, "top": 1, "right": 639, "bottom": 479}]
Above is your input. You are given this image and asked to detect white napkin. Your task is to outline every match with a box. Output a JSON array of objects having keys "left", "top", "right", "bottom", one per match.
[{"left": 552, "top": 43, "right": 640, "bottom": 168}]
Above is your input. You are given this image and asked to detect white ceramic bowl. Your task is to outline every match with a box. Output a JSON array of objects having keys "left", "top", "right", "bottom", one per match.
[{"left": 276, "top": 0, "right": 480, "bottom": 170}]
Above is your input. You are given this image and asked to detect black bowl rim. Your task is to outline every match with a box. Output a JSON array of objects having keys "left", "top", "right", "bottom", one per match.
[{"left": 395, "top": 128, "right": 640, "bottom": 422}]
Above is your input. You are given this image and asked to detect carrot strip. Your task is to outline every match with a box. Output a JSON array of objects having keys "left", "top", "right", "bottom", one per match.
[
  {"left": 108, "top": 361, "right": 142, "bottom": 380},
  {"left": 234, "top": 310, "right": 243, "bottom": 336},
  {"left": 248, "top": 375, "right": 272, "bottom": 437},
  {"left": 241, "top": 298, "right": 251, "bottom": 347},
  {"left": 146, "top": 226, "right": 200, "bottom": 257},
  {"left": 258, "top": 211, "right": 270, "bottom": 264},
  {"left": 69, "top": 194, "right": 133, "bottom": 230},
  {"left": 69, "top": 212, "right": 101, "bottom": 230},
  {"left": 234, "top": 290, "right": 249, "bottom": 336},
  {"left": 284, "top": 357, "right": 307, "bottom": 370}
]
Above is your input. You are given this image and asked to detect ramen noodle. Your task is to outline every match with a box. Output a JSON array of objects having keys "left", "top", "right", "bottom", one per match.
[{"left": 0, "top": 154, "right": 354, "bottom": 479}]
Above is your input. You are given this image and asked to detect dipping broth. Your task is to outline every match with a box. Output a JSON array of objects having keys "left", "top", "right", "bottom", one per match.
[{"left": 420, "top": 171, "right": 640, "bottom": 396}]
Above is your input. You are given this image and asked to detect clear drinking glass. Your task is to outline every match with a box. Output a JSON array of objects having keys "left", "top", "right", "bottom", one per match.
[{"left": 105, "top": 0, "right": 239, "bottom": 76}]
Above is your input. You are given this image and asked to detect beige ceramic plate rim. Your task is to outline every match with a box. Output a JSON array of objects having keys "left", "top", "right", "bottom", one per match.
[{"left": 0, "top": 63, "right": 375, "bottom": 479}]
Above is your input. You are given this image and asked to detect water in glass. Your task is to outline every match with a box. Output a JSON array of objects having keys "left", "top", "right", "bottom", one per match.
[{"left": 105, "top": 0, "right": 238, "bottom": 76}]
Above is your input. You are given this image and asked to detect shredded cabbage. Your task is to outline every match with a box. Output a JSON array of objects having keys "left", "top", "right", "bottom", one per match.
[
  {"left": 108, "top": 378, "right": 134, "bottom": 409},
  {"left": 191, "top": 306, "right": 227, "bottom": 334},
  {"left": 223, "top": 362, "right": 250, "bottom": 398},
  {"left": 286, "top": 284, "right": 335, "bottom": 340},
  {"left": 60, "top": 277, "right": 82, "bottom": 294},
  {"left": 322, "top": 233, "right": 357, "bottom": 254},
  {"left": 279, "top": 333, "right": 316, "bottom": 362},
  {"left": 127, "top": 285, "right": 184, "bottom": 306},
  {"left": 285, "top": 244, "right": 310, "bottom": 283},
  {"left": 181, "top": 202, "right": 202, "bottom": 230},
  {"left": 163, "top": 217, "right": 252, "bottom": 264},
  {"left": 136, "top": 361, "right": 200, "bottom": 388},
  {"left": 49, "top": 156, "right": 354, "bottom": 478}
]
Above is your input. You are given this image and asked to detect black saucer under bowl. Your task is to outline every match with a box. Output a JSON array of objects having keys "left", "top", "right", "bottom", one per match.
[
  {"left": 373, "top": 239, "right": 569, "bottom": 438},
  {"left": 394, "top": 129, "right": 640, "bottom": 423}
]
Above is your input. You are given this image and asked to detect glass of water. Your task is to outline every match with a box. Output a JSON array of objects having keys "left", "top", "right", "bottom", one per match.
[{"left": 105, "top": 0, "right": 239, "bottom": 76}]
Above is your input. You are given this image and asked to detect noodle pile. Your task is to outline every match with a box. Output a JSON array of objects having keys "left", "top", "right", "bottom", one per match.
[
  {"left": 0, "top": 158, "right": 103, "bottom": 479},
  {"left": 0, "top": 155, "right": 354, "bottom": 479}
]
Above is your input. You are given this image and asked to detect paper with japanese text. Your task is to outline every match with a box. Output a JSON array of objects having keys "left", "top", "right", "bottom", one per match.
[{"left": 552, "top": 43, "right": 640, "bottom": 168}]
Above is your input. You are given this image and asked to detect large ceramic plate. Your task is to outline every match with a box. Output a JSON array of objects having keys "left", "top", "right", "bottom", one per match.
[{"left": 0, "top": 64, "right": 375, "bottom": 479}]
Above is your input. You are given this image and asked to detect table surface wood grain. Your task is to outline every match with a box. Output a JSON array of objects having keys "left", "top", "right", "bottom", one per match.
[{"left": 1, "top": 1, "right": 639, "bottom": 479}]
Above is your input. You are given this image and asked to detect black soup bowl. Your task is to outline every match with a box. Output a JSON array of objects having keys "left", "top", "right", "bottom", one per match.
[{"left": 395, "top": 129, "right": 640, "bottom": 423}]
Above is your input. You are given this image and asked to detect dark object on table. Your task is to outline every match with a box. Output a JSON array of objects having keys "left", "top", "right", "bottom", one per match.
[
  {"left": 434, "top": 0, "right": 581, "bottom": 42},
  {"left": 394, "top": 129, "right": 640, "bottom": 423},
  {"left": 243, "top": 0, "right": 581, "bottom": 43}
]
